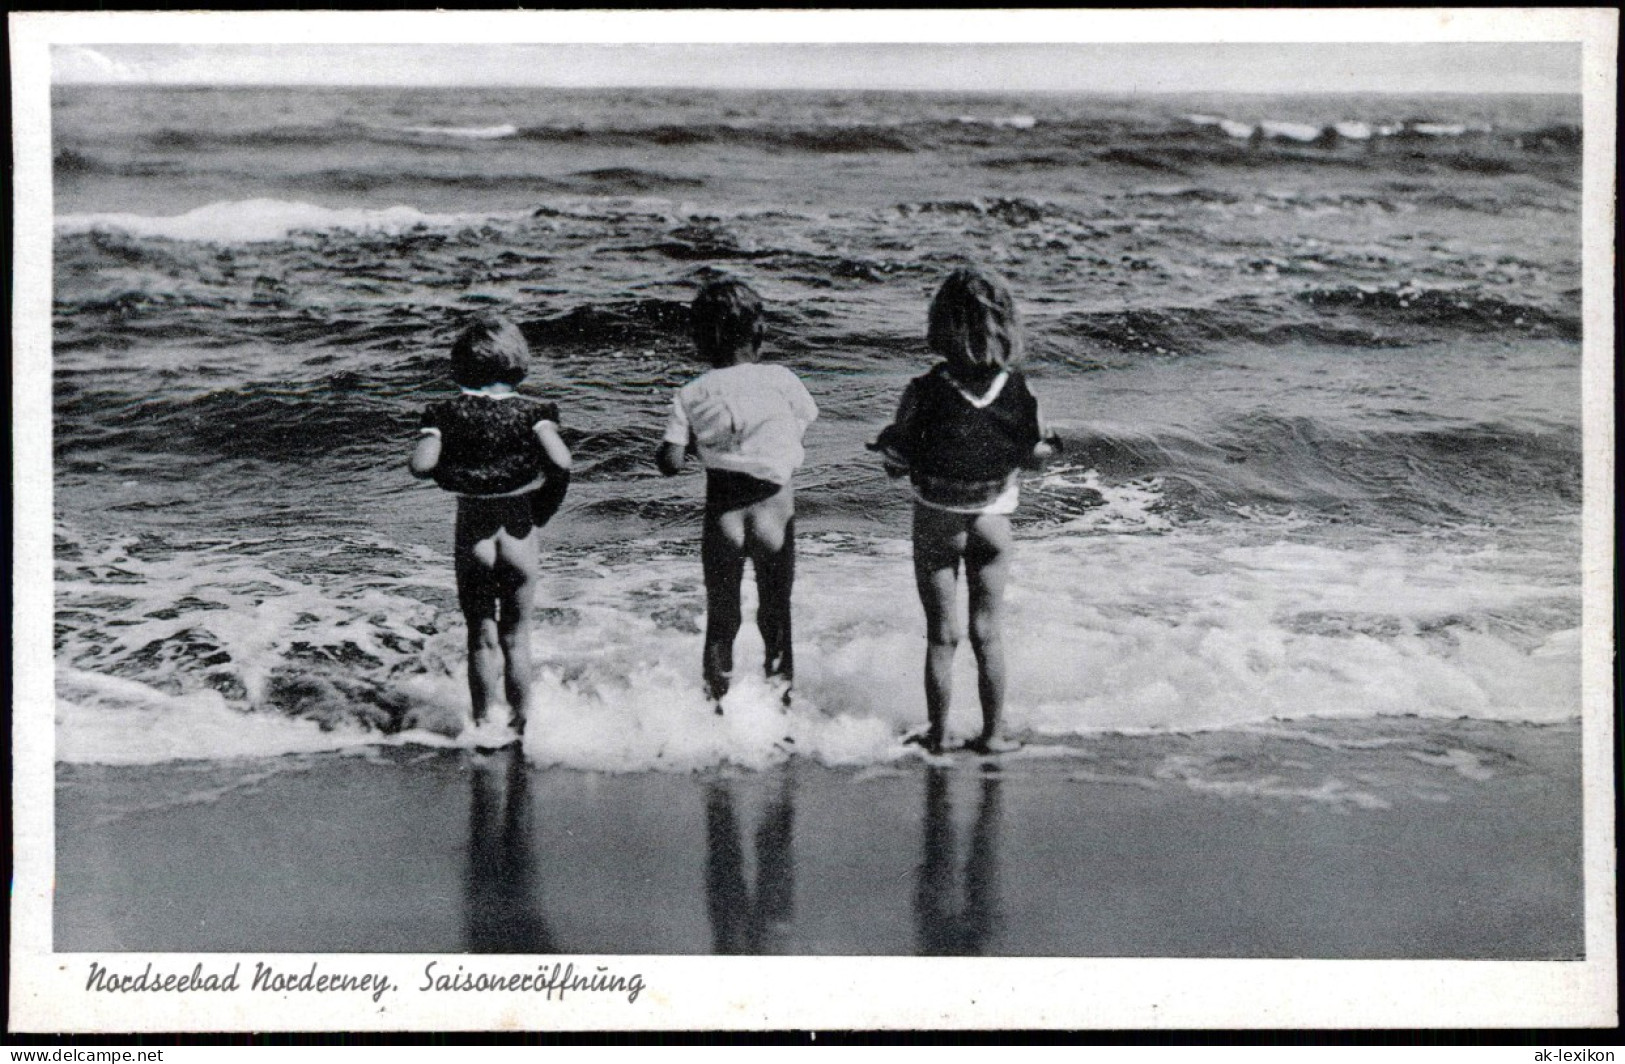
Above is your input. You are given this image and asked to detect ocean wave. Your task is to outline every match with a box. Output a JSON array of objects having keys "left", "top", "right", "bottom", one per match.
[
  {"left": 52, "top": 521, "right": 1581, "bottom": 768},
  {"left": 513, "top": 121, "right": 923, "bottom": 154},
  {"left": 1050, "top": 286, "right": 1580, "bottom": 357},
  {"left": 1043, "top": 413, "right": 1581, "bottom": 529},
  {"left": 560, "top": 167, "right": 705, "bottom": 194},
  {"left": 107, "top": 109, "right": 1578, "bottom": 165},
  {"left": 1101, "top": 121, "right": 1579, "bottom": 177},
  {"left": 1181, "top": 112, "right": 1571, "bottom": 150},
  {"left": 1298, "top": 285, "right": 1581, "bottom": 340},
  {"left": 142, "top": 123, "right": 370, "bottom": 152},
  {"left": 955, "top": 114, "right": 1037, "bottom": 130},
  {"left": 281, "top": 169, "right": 573, "bottom": 196},
  {"left": 520, "top": 297, "right": 691, "bottom": 349},
  {"left": 56, "top": 199, "right": 520, "bottom": 244},
  {"left": 895, "top": 197, "right": 1050, "bottom": 225},
  {"left": 54, "top": 149, "right": 187, "bottom": 179},
  {"left": 398, "top": 123, "right": 519, "bottom": 140}
]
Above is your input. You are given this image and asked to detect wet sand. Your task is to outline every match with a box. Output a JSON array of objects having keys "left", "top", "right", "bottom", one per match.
[{"left": 55, "top": 717, "right": 1583, "bottom": 958}]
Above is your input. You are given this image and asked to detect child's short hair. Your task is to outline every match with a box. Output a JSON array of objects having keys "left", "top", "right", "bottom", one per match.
[
  {"left": 691, "top": 277, "right": 765, "bottom": 363},
  {"left": 450, "top": 314, "right": 530, "bottom": 388},
  {"left": 927, "top": 265, "right": 1023, "bottom": 371}
]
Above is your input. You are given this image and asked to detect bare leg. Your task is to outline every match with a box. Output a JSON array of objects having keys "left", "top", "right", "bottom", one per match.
[
  {"left": 457, "top": 497, "right": 540, "bottom": 733},
  {"left": 750, "top": 514, "right": 796, "bottom": 694},
  {"left": 965, "top": 514, "right": 1014, "bottom": 750},
  {"left": 457, "top": 543, "right": 504, "bottom": 725},
  {"left": 912, "top": 505, "right": 969, "bottom": 754},
  {"left": 702, "top": 509, "right": 748, "bottom": 703},
  {"left": 495, "top": 552, "right": 538, "bottom": 733},
  {"left": 464, "top": 617, "right": 504, "bottom": 726}
]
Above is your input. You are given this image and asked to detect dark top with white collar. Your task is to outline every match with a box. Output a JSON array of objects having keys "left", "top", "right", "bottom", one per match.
[
  {"left": 876, "top": 363, "right": 1041, "bottom": 484},
  {"left": 420, "top": 392, "right": 560, "bottom": 497}
]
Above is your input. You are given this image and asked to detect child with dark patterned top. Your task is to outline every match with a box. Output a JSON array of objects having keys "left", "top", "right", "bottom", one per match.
[
  {"left": 871, "top": 266, "right": 1057, "bottom": 755},
  {"left": 410, "top": 315, "right": 572, "bottom": 743}
]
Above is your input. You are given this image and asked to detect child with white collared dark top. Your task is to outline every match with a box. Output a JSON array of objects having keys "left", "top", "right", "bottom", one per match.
[
  {"left": 657, "top": 277, "right": 818, "bottom": 707},
  {"left": 871, "top": 266, "right": 1056, "bottom": 755},
  {"left": 410, "top": 315, "right": 572, "bottom": 743}
]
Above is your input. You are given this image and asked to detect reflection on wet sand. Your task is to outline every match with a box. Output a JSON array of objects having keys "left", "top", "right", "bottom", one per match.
[
  {"left": 464, "top": 749, "right": 554, "bottom": 953},
  {"left": 703, "top": 773, "right": 796, "bottom": 954},
  {"left": 914, "top": 767, "right": 1003, "bottom": 955}
]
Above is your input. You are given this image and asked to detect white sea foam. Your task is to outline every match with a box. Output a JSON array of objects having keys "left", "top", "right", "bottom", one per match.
[
  {"left": 1031, "top": 466, "right": 1173, "bottom": 533},
  {"left": 53, "top": 516, "right": 1581, "bottom": 770},
  {"left": 56, "top": 670, "right": 383, "bottom": 764},
  {"left": 56, "top": 199, "right": 518, "bottom": 244}
]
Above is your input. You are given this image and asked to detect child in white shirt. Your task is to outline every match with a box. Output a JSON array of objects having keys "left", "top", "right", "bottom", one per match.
[{"left": 657, "top": 277, "right": 818, "bottom": 707}]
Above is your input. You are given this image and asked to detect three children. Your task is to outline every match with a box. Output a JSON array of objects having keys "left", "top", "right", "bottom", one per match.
[{"left": 414, "top": 267, "right": 1050, "bottom": 755}]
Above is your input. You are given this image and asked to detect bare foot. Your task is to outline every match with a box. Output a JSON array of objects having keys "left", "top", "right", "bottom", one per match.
[
  {"left": 468, "top": 717, "right": 521, "bottom": 753},
  {"left": 903, "top": 729, "right": 945, "bottom": 756},
  {"left": 963, "top": 735, "right": 1021, "bottom": 756}
]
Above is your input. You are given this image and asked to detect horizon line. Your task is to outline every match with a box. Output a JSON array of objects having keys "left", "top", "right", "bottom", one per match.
[{"left": 50, "top": 81, "right": 1584, "bottom": 96}]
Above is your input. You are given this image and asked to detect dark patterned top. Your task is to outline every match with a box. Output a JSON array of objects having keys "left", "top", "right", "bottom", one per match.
[{"left": 420, "top": 393, "right": 561, "bottom": 497}]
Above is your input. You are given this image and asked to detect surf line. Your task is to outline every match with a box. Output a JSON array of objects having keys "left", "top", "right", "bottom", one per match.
[{"left": 421, "top": 960, "right": 645, "bottom": 1004}]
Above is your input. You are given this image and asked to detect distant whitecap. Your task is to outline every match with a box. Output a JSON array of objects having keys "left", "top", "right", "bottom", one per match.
[
  {"left": 1259, "top": 120, "right": 1321, "bottom": 143},
  {"left": 399, "top": 123, "right": 519, "bottom": 139},
  {"left": 1411, "top": 122, "right": 1468, "bottom": 137},
  {"left": 55, "top": 199, "right": 523, "bottom": 243}
]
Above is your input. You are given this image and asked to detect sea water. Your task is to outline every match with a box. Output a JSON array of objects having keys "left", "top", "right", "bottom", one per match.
[{"left": 49, "top": 85, "right": 1583, "bottom": 770}]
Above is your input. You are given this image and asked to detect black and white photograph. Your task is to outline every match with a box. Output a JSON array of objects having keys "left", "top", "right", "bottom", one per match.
[{"left": 9, "top": 9, "right": 1617, "bottom": 1032}]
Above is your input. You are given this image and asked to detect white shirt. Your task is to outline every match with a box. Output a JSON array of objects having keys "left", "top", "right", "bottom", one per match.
[{"left": 662, "top": 363, "right": 818, "bottom": 486}]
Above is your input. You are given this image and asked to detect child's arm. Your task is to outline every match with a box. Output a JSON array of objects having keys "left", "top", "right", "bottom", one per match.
[
  {"left": 533, "top": 420, "right": 573, "bottom": 474},
  {"left": 409, "top": 429, "right": 441, "bottom": 479},
  {"left": 655, "top": 391, "right": 692, "bottom": 476},
  {"left": 529, "top": 419, "right": 574, "bottom": 527},
  {"left": 867, "top": 382, "right": 918, "bottom": 478},
  {"left": 787, "top": 370, "right": 819, "bottom": 428},
  {"left": 1021, "top": 398, "right": 1063, "bottom": 472}
]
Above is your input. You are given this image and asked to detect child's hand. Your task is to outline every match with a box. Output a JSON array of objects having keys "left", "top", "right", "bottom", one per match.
[
  {"left": 866, "top": 439, "right": 910, "bottom": 478},
  {"left": 655, "top": 441, "right": 688, "bottom": 476},
  {"left": 1024, "top": 434, "right": 1062, "bottom": 472}
]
